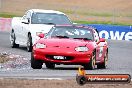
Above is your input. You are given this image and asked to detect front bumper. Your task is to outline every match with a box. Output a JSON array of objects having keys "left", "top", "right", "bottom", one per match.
[{"left": 33, "top": 48, "right": 93, "bottom": 65}]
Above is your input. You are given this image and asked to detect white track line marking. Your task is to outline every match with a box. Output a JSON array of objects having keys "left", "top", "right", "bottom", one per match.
[
  {"left": 31, "top": 78, "right": 63, "bottom": 80},
  {"left": 0, "top": 77, "right": 131, "bottom": 81},
  {"left": 0, "top": 77, "right": 63, "bottom": 80}
]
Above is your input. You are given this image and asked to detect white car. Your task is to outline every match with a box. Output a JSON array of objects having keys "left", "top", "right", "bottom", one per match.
[{"left": 10, "top": 9, "right": 73, "bottom": 52}]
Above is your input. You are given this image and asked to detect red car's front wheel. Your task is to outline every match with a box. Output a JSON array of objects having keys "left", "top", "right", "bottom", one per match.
[
  {"left": 45, "top": 63, "right": 55, "bottom": 69},
  {"left": 83, "top": 52, "right": 96, "bottom": 70}
]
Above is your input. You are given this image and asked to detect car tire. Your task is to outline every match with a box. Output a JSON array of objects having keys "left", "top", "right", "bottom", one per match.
[
  {"left": 31, "top": 52, "right": 43, "bottom": 69},
  {"left": 10, "top": 30, "right": 19, "bottom": 48},
  {"left": 84, "top": 52, "right": 96, "bottom": 70},
  {"left": 45, "top": 63, "right": 55, "bottom": 69},
  {"left": 97, "top": 51, "right": 108, "bottom": 69},
  {"left": 27, "top": 34, "right": 32, "bottom": 52}
]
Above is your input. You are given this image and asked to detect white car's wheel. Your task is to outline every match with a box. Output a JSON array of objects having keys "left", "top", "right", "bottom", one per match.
[
  {"left": 10, "top": 30, "right": 19, "bottom": 48},
  {"left": 27, "top": 34, "right": 32, "bottom": 52}
]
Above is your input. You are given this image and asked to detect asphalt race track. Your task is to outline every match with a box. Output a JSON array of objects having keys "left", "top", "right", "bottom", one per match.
[{"left": 0, "top": 31, "right": 132, "bottom": 79}]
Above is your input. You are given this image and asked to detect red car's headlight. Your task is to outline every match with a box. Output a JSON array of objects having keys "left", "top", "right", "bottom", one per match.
[
  {"left": 36, "top": 43, "right": 46, "bottom": 49},
  {"left": 75, "top": 46, "right": 88, "bottom": 52}
]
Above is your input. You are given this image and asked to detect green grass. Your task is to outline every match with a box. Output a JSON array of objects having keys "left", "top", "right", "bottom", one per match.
[
  {"left": 61, "top": 10, "right": 132, "bottom": 22},
  {"left": 60, "top": 9, "right": 74, "bottom": 14},
  {"left": 73, "top": 20, "right": 132, "bottom": 26},
  {"left": 0, "top": 13, "right": 19, "bottom": 18},
  {"left": 78, "top": 12, "right": 113, "bottom": 17},
  {"left": 60, "top": 9, "right": 132, "bottom": 17},
  {"left": 61, "top": 9, "right": 113, "bottom": 17},
  {"left": 0, "top": 13, "right": 131, "bottom": 26}
]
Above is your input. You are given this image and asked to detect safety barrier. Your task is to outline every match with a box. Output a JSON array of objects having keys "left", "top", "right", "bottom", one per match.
[
  {"left": 0, "top": 18, "right": 12, "bottom": 31},
  {"left": 0, "top": 18, "right": 132, "bottom": 41}
]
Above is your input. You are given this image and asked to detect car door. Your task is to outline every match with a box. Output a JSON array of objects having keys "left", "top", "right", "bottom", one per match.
[
  {"left": 21, "top": 11, "right": 31, "bottom": 45},
  {"left": 13, "top": 17, "right": 24, "bottom": 43}
]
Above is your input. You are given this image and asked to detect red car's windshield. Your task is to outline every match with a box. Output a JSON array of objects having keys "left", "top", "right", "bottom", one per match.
[{"left": 46, "top": 26, "right": 94, "bottom": 41}]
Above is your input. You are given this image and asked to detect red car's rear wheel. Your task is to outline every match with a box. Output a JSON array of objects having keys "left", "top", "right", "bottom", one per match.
[{"left": 97, "top": 51, "right": 108, "bottom": 69}]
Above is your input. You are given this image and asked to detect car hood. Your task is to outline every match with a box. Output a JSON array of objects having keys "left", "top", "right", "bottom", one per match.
[
  {"left": 39, "top": 38, "right": 91, "bottom": 48},
  {"left": 29, "top": 24, "right": 54, "bottom": 34}
]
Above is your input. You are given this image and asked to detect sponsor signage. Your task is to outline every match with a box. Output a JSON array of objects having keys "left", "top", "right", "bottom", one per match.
[
  {"left": 83, "top": 24, "right": 132, "bottom": 41},
  {"left": 76, "top": 67, "right": 131, "bottom": 85}
]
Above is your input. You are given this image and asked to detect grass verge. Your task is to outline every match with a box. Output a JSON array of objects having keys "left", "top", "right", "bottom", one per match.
[
  {"left": 0, "top": 13, "right": 131, "bottom": 26},
  {"left": 60, "top": 9, "right": 132, "bottom": 17},
  {"left": 73, "top": 20, "right": 132, "bottom": 26},
  {"left": 0, "top": 13, "right": 19, "bottom": 18}
]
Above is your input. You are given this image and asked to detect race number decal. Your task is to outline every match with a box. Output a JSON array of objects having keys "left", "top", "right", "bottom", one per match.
[{"left": 99, "top": 47, "right": 103, "bottom": 57}]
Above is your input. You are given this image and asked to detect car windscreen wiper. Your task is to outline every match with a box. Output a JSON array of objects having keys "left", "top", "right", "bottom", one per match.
[
  {"left": 54, "top": 35, "right": 69, "bottom": 38},
  {"left": 43, "top": 23, "right": 55, "bottom": 25},
  {"left": 73, "top": 38, "right": 92, "bottom": 40}
]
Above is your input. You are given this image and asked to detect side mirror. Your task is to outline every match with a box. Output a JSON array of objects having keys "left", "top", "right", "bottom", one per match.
[
  {"left": 22, "top": 19, "right": 29, "bottom": 24},
  {"left": 99, "top": 38, "right": 105, "bottom": 42},
  {"left": 38, "top": 33, "right": 45, "bottom": 38}
]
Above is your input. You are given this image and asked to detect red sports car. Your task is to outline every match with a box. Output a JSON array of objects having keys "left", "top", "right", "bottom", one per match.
[{"left": 31, "top": 25, "right": 108, "bottom": 70}]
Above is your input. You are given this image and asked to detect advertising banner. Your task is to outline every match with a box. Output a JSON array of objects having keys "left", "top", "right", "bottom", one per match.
[
  {"left": 83, "top": 24, "right": 132, "bottom": 41},
  {"left": 0, "top": 18, "right": 132, "bottom": 41}
]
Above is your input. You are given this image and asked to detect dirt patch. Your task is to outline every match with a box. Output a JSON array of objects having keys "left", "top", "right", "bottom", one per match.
[
  {"left": 1, "top": 0, "right": 132, "bottom": 24},
  {"left": 0, "top": 53, "right": 30, "bottom": 69},
  {"left": 0, "top": 78, "right": 132, "bottom": 88},
  {"left": 1, "top": 0, "right": 132, "bottom": 14},
  {"left": 0, "top": 53, "right": 10, "bottom": 63}
]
